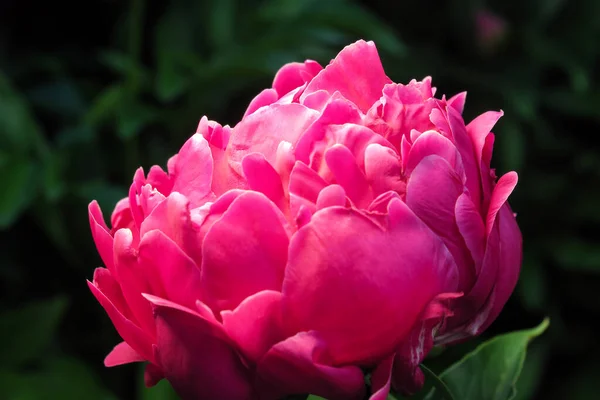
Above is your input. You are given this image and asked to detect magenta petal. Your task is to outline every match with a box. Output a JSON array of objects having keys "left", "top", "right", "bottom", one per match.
[
  {"left": 88, "top": 281, "right": 154, "bottom": 363},
  {"left": 283, "top": 200, "right": 458, "bottom": 365},
  {"left": 301, "top": 40, "right": 391, "bottom": 112},
  {"left": 89, "top": 201, "right": 115, "bottom": 275},
  {"left": 244, "top": 88, "right": 279, "bottom": 117},
  {"left": 393, "top": 293, "right": 461, "bottom": 394},
  {"left": 475, "top": 205, "right": 522, "bottom": 334},
  {"left": 242, "top": 153, "right": 287, "bottom": 212},
  {"left": 406, "top": 155, "right": 472, "bottom": 288},
  {"left": 147, "top": 296, "right": 254, "bottom": 400},
  {"left": 455, "top": 193, "right": 486, "bottom": 269},
  {"left": 113, "top": 229, "right": 155, "bottom": 335},
  {"left": 93, "top": 267, "right": 132, "bottom": 321},
  {"left": 201, "top": 191, "right": 290, "bottom": 313},
  {"left": 138, "top": 230, "right": 202, "bottom": 310},
  {"left": 364, "top": 143, "right": 404, "bottom": 197},
  {"left": 485, "top": 172, "right": 518, "bottom": 235},
  {"left": 140, "top": 192, "right": 202, "bottom": 265},
  {"left": 448, "top": 92, "right": 467, "bottom": 114},
  {"left": 316, "top": 184, "right": 347, "bottom": 210},
  {"left": 369, "top": 356, "right": 394, "bottom": 400},
  {"left": 171, "top": 134, "right": 214, "bottom": 207},
  {"left": 256, "top": 331, "right": 366, "bottom": 400},
  {"left": 221, "top": 290, "right": 284, "bottom": 364},
  {"left": 104, "top": 341, "right": 144, "bottom": 367},
  {"left": 144, "top": 362, "right": 164, "bottom": 387},
  {"left": 467, "top": 110, "right": 504, "bottom": 164},
  {"left": 273, "top": 61, "right": 322, "bottom": 97},
  {"left": 325, "top": 144, "right": 372, "bottom": 208},
  {"left": 405, "top": 130, "right": 464, "bottom": 178},
  {"left": 228, "top": 103, "right": 320, "bottom": 176}
]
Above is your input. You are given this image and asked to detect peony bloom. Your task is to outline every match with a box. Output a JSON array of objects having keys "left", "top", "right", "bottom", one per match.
[{"left": 88, "top": 40, "right": 521, "bottom": 399}]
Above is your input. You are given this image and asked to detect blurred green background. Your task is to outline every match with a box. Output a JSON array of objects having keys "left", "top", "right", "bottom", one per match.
[{"left": 1, "top": 0, "right": 598, "bottom": 399}]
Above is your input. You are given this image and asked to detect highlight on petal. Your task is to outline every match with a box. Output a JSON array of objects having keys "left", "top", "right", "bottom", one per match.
[
  {"left": 256, "top": 331, "right": 366, "bottom": 400},
  {"left": 104, "top": 341, "right": 144, "bottom": 367},
  {"left": 301, "top": 40, "right": 391, "bottom": 112}
]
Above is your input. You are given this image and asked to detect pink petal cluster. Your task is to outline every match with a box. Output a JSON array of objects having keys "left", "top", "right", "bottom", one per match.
[{"left": 88, "top": 40, "right": 521, "bottom": 399}]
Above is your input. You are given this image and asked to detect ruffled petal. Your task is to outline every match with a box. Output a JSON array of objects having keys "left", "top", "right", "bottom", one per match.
[
  {"left": 256, "top": 331, "right": 365, "bottom": 400},
  {"left": 201, "top": 192, "right": 290, "bottom": 313}
]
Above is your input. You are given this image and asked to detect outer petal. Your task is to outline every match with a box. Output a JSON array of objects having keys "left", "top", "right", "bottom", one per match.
[
  {"left": 301, "top": 40, "right": 391, "bottom": 112},
  {"left": 406, "top": 155, "right": 473, "bottom": 289},
  {"left": 221, "top": 290, "right": 284, "bottom": 364},
  {"left": 369, "top": 356, "right": 394, "bottom": 400},
  {"left": 201, "top": 191, "right": 290, "bottom": 313},
  {"left": 88, "top": 281, "right": 154, "bottom": 362},
  {"left": 473, "top": 204, "right": 522, "bottom": 334},
  {"left": 392, "top": 293, "right": 461, "bottom": 394},
  {"left": 113, "top": 229, "right": 155, "bottom": 335},
  {"left": 89, "top": 201, "right": 115, "bottom": 275},
  {"left": 146, "top": 295, "right": 254, "bottom": 400},
  {"left": 104, "top": 341, "right": 144, "bottom": 367},
  {"left": 256, "top": 331, "right": 366, "bottom": 400},
  {"left": 282, "top": 199, "right": 458, "bottom": 365}
]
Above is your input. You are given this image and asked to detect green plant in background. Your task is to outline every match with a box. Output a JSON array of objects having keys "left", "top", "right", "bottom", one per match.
[{"left": 0, "top": 0, "right": 598, "bottom": 398}]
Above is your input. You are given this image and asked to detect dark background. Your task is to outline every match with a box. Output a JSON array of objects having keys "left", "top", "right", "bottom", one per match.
[{"left": 1, "top": 0, "right": 599, "bottom": 399}]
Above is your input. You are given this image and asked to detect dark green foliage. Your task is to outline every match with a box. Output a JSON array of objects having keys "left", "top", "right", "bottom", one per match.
[{"left": 0, "top": 0, "right": 598, "bottom": 398}]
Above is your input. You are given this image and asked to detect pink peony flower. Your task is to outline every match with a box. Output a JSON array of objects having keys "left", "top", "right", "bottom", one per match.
[{"left": 88, "top": 40, "right": 521, "bottom": 399}]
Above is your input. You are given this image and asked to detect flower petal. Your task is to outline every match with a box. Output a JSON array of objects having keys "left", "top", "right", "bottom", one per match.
[
  {"left": 104, "top": 341, "right": 144, "bottom": 367},
  {"left": 282, "top": 199, "right": 458, "bottom": 365},
  {"left": 171, "top": 134, "right": 214, "bottom": 207},
  {"left": 146, "top": 295, "right": 253, "bottom": 400},
  {"left": 369, "top": 356, "right": 394, "bottom": 400},
  {"left": 139, "top": 193, "right": 202, "bottom": 265},
  {"left": 256, "top": 331, "right": 366, "bottom": 400},
  {"left": 89, "top": 201, "right": 115, "bottom": 275},
  {"left": 325, "top": 144, "right": 372, "bottom": 208},
  {"left": 406, "top": 155, "right": 473, "bottom": 289},
  {"left": 221, "top": 290, "right": 284, "bottom": 364},
  {"left": 88, "top": 280, "right": 154, "bottom": 362},
  {"left": 138, "top": 230, "right": 202, "bottom": 310},
  {"left": 301, "top": 40, "right": 391, "bottom": 112},
  {"left": 113, "top": 229, "right": 155, "bottom": 335},
  {"left": 201, "top": 191, "right": 290, "bottom": 313},
  {"left": 485, "top": 172, "right": 518, "bottom": 235}
]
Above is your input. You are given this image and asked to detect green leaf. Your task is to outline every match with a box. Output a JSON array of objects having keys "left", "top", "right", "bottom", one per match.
[
  {"left": 0, "top": 157, "right": 39, "bottom": 229},
  {"left": 0, "top": 357, "right": 117, "bottom": 400},
  {"left": 0, "top": 296, "right": 68, "bottom": 367},
  {"left": 425, "top": 319, "right": 549, "bottom": 400},
  {"left": 306, "top": 396, "right": 327, "bottom": 400},
  {"left": 420, "top": 364, "right": 455, "bottom": 400}
]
